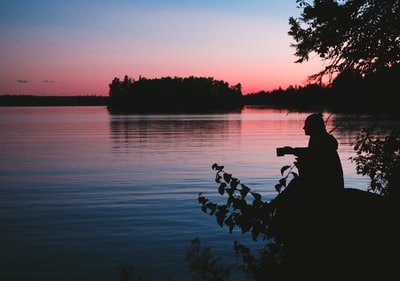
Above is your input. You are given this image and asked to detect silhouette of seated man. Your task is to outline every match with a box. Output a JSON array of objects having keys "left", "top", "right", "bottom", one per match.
[
  {"left": 276, "top": 113, "right": 344, "bottom": 201},
  {"left": 271, "top": 113, "right": 346, "bottom": 278},
  {"left": 272, "top": 114, "right": 399, "bottom": 279},
  {"left": 271, "top": 113, "right": 345, "bottom": 244}
]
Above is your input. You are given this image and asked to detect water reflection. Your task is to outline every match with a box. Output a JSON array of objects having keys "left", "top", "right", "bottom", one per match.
[
  {"left": 109, "top": 115, "right": 243, "bottom": 154},
  {"left": 2, "top": 106, "right": 398, "bottom": 281},
  {"left": 331, "top": 113, "right": 400, "bottom": 136}
]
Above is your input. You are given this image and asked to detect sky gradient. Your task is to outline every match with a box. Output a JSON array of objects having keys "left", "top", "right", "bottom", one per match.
[{"left": 1, "top": 0, "right": 325, "bottom": 96}]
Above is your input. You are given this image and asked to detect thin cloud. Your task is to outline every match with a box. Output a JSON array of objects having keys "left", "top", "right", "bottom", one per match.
[
  {"left": 16, "top": 79, "right": 28, "bottom": 83},
  {"left": 42, "top": 80, "right": 56, "bottom": 83}
]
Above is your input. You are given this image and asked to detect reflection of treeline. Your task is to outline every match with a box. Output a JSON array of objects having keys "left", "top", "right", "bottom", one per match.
[
  {"left": 0, "top": 95, "right": 108, "bottom": 106},
  {"left": 244, "top": 64, "right": 400, "bottom": 112},
  {"left": 108, "top": 75, "right": 243, "bottom": 113}
]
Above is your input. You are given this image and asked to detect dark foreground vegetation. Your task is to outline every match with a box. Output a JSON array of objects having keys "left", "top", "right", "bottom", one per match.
[
  {"left": 190, "top": 0, "right": 400, "bottom": 279},
  {"left": 2, "top": 0, "right": 400, "bottom": 279},
  {"left": 197, "top": 161, "right": 398, "bottom": 280}
]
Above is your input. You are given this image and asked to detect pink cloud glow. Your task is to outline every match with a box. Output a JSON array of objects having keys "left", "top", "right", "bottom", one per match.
[{"left": 0, "top": 2, "right": 325, "bottom": 96}]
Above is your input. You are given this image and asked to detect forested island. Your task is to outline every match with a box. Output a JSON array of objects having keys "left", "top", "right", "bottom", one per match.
[{"left": 107, "top": 75, "right": 243, "bottom": 113}]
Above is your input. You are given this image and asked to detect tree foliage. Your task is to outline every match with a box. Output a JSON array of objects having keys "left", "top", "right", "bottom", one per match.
[
  {"left": 350, "top": 128, "right": 400, "bottom": 197},
  {"left": 108, "top": 75, "right": 243, "bottom": 113},
  {"left": 198, "top": 163, "right": 299, "bottom": 280},
  {"left": 289, "top": 0, "right": 400, "bottom": 82},
  {"left": 198, "top": 162, "right": 394, "bottom": 280}
]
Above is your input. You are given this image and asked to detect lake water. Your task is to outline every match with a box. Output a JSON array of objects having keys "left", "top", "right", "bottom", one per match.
[{"left": 0, "top": 106, "right": 387, "bottom": 281}]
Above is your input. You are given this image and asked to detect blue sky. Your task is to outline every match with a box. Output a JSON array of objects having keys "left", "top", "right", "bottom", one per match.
[{"left": 0, "top": 1, "right": 324, "bottom": 95}]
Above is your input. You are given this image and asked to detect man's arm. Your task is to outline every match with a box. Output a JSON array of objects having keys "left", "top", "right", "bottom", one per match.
[
  {"left": 293, "top": 147, "right": 308, "bottom": 157},
  {"left": 277, "top": 146, "right": 308, "bottom": 157}
]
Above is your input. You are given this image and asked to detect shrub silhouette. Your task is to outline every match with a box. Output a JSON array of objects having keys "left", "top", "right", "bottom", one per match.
[{"left": 199, "top": 161, "right": 395, "bottom": 280}]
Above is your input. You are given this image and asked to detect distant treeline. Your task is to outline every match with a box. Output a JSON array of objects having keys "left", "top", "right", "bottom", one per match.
[
  {"left": 0, "top": 95, "right": 108, "bottom": 106},
  {"left": 2, "top": 66, "right": 399, "bottom": 112},
  {"left": 244, "top": 64, "right": 400, "bottom": 113},
  {"left": 108, "top": 75, "right": 243, "bottom": 113}
]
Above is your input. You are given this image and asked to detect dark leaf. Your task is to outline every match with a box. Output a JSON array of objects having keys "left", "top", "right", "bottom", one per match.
[
  {"left": 198, "top": 193, "right": 208, "bottom": 204},
  {"left": 280, "top": 165, "right": 291, "bottom": 176},
  {"left": 251, "top": 192, "right": 262, "bottom": 200},
  {"left": 223, "top": 173, "right": 232, "bottom": 183},
  {"left": 216, "top": 210, "right": 227, "bottom": 227},
  {"left": 225, "top": 216, "right": 235, "bottom": 234},
  {"left": 275, "top": 183, "right": 282, "bottom": 193},
  {"left": 230, "top": 178, "right": 240, "bottom": 188},
  {"left": 241, "top": 221, "right": 251, "bottom": 234},
  {"left": 226, "top": 188, "right": 234, "bottom": 197},
  {"left": 240, "top": 184, "right": 250, "bottom": 198},
  {"left": 216, "top": 214, "right": 224, "bottom": 227},
  {"left": 227, "top": 196, "right": 234, "bottom": 207},
  {"left": 251, "top": 225, "right": 260, "bottom": 241},
  {"left": 253, "top": 198, "right": 262, "bottom": 207},
  {"left": 206, "top": 202, "right": 217, "bottom": 215},
  {"left": 218, "top": 182, "right": 227, "bottom": 195},
  {"left": 217, "top": 205, "right": 227, "bottom": 212},
  {"left": 233, "top": 198, "right": 247, "bottom": 210},
  {"left": 212, "top": 163, "right": 224, "bottom": 171}
]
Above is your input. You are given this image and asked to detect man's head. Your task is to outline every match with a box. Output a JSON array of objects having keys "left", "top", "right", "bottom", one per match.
[{"left": 303, "top": 113, "right": 326, "bottom": 136}]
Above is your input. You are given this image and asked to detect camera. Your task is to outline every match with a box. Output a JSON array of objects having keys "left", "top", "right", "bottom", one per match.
[
  {"left": 276, "top": 147, "right": 290, "bottom": 157},
  {"left": 277, "top": 147, "right": 301, "bottom": 157},
  {"left": 276, "top": 147, "right": 306, "bottom": 157}
]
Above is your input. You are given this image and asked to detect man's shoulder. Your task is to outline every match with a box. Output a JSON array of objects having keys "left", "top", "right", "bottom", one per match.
[{"left": 326, "top": 133, "right": 338, "bottom": 147}]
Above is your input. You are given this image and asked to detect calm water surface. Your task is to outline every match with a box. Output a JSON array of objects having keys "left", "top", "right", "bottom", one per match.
[{"left": 0, "top": 106, "right": 383, "bottom": 280}]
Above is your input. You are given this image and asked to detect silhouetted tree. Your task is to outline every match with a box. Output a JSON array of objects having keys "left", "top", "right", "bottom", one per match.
[
  {"left": 289, "top": 0, "right": 400, "bottom": 83},
  {"left": 288, "top": 0, "right": 400, "bottom": 192}
]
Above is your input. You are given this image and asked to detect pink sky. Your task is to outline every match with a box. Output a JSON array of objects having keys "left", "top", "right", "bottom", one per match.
[{"left": 0, "top": 1, "right": 325, "bottom": 96}]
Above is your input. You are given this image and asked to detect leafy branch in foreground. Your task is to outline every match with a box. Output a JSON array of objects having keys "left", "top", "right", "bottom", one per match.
[
  {"left": 350, "top": 128, "right": 400, "bottom": 196},
  {"left": 199, "top": 163, "right": 297, "bottom": 241},
  {"left": 199, "top": 164, "right": 270, "bottom": 241},
  {"left": 197, "top": 163, "right": 298, "bottom": 280}
]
